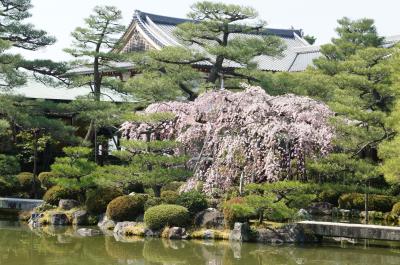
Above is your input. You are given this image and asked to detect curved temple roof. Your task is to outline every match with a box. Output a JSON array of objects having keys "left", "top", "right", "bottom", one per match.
[{"left": 116, "top": 10, "right": 321, "bottom": 72}]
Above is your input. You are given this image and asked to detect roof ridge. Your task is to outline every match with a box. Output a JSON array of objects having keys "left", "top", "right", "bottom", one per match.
[{"left": 134, "top": 9, "right": 303, "bottom": 38}]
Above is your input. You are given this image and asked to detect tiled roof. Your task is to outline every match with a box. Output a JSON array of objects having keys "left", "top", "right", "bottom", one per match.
[{"left": 129, "top": 10, "right": 314, "bottom": 72}]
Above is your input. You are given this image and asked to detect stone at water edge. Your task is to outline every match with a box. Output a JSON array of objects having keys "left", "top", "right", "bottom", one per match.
[
  {"left": 306, "top": 202, "right": 333, "bottom": 216},
  {"left": 72, "top": 210, "right": 88, "bottom": 225},
  {"left": 50, "top": 212, "right": 70, "bottom": 225},
  {"left": 98, "top": 214, "right": 116, "bottom": 231},
  {"left": 28, "top": 212, "right": 44, "bottom": 228},
  {"left": 59, "top": 199, "right": 79, "bottom": 210},
  {"left": 194, "top": 208, "right": 224, "bottom": 229},
  {"left": 168, "top": 227, "right": 189, "bottom": 240},
  {"left": 113, "top": 221, "right": 137, "bottom": 236},
  {"left": 76, "top": 228, "right": 102, "bottom": 237},
  {"left": 229, "top": 222, "right": 250, "bottom": 242}
]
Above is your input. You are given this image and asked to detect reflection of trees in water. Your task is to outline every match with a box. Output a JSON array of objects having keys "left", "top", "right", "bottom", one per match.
[{"left": 0, "top": 225, "right": 399, "bottom": 265}]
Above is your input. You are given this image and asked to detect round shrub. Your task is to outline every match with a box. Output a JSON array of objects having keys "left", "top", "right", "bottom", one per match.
[
  {"left": 85, "top": 187, "right": 123, "bottom": 215},
  {"left": 43, "top": 185, "right": 80, "bottom": 205},
  {"left": 106, "top": 194, "right": 148, "bottom": 222},
  {"left": 161, "top": 181, "right": 185, "bottom": 192},
  {"left": 338, "top": 193, "right": 395, "bottom": 212},
  {"left": 161, "top": 191, "right": 179, "bottom": 204},
  {"left": 16, "top": 172, "right": 33, "bottom": 191},
  {"left": 38, "top": 172, "right": 57, "bottom": 189},
  {"left": 176, "top": 191, "right": 208, "bottom": 215},
  {"left": 144, "top": 204, "right": 190, "bottom": 230},
  {"left": 223, "top": 197, "right": 254, "bottom": 229},
  {"left": 0, "top": 155, "right": 20, "bottom": 176},
  {"left": 391, "top": 202, "right": 400, "bottom": 216},
  {"left": 144, "top": 197, "right": 163, "bottom": 211}
]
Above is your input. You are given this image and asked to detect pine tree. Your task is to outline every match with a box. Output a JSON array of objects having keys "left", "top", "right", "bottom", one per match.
[
  {"left": 115, "top": 112, "right": 191, "bottom": 197},
  {"left": 126, "top": 1, "right": 286, "bottom": 102},
  {"left": 64, "top": 6, "right": 127, "bottom": 144}
]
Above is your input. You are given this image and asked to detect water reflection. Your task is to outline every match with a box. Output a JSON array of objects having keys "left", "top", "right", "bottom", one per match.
[{"left": 0, "top": 221, "right": 398, "bottom": 265}]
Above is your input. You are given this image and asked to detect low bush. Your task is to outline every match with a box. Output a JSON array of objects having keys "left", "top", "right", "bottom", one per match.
[
  {"left": 85, "top": 187, "right": 123, "bottom": 215},
  {"left": 106, "top": 194, "right": 148, "bottom": 221},
  {"left": 43, "top": 185, "right": 80, "bottom": 205},
  {"left": 16, "top": 172, "right": 34, "bottom": 192},
  {"left": 0, "top": 155, "right": 20, "bottom": 176},
  {"left": 38, "top": 172, "right": 57, "bottom": 189},
  {"left": 338, "top": 193, "right": 396, "bottom": 212},
  {"left": 391, "top": 202, "right": 400, "bottom": 216},
  {"left": 161, "top": 181, "right": 185, "bottom": 192},
  {"left": 144, "top": 204, "right": 190, "bottom": 230},
  {"left": 176, "top": 191, "right": 208, "bottom": 215},
  {"left": 144, "top": 197, "right": 163, "bottom": 211},
  {"left": 317, "top": 189, "right": 341, "bottom": 206},
  {"left": 161, "top": 191, "right": 179, "bottom": 204},
  {"left": 223, "top": 197, "right": 254, "bottom": 229}
]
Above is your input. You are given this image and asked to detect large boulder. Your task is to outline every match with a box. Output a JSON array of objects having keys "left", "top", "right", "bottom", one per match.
[
  {"left": 50, "top": 212, "right": 70, "bottom": 225},
  {"left": 168, "top": 227, "right": 189, "bottom": 240},
  {"left": 59, "top": 199, "right": 79, "bottom": 210},
  {"left": 229, "top": 222, "right": 250, "bottom": 242},
  {"left": 307, "top": 202, "right": 333, "bottom": 215},
  {"left": 256, "top": 224, "right": 319, "bottom": 244},
  {"left": 72, "top": 210, "right": 88, "bottom": 225},
  {"left": 194, "top": 208, "right": 224, "bottom": 229}
]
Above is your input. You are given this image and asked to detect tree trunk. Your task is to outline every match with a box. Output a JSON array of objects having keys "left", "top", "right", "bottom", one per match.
[
  {"left": 32, "top": 130, "right": 39, "bottom": 199},
  {"left": 365, "top": 183, "right": 369, "bottom": 224}
]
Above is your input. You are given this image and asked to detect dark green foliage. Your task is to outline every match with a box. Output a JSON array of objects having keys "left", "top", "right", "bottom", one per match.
[
  {"left": 176, "top": 191, "right": 208, "bottom": 215},
  {"left": 160, "top": 191, "right": 179, "bottom": 204},
  {"left": 0, "top": 177, "right": 11, "bottom": 196},
  {"left": 391, "top": 202, "right": 400, "bottom": 216},
  {"left": 85, "top": 187, "right": 123, "bottom": 215},
  {"left": 223, "top": 197, "right": 254, "bottom": 229},
  {"left": 43, "top": 185, "right": 80, "bottom": 205},
  {"left": 144, "top": 204, "right": 190, "bottom": 230},
  {"left": 0, "top": 155, "right": 20, "bottom": 176},
  {"left": 144, "top": 197, "right": 163, "bottom": 211},
  {"left": 106, "top": 195, "right": 148, "bottom": 222},
  {"left": 38, "top": 172, "right": 57, "bottom": 189},
  {"left": 338, "top": 193, "right": 396, "bottom": 212}
]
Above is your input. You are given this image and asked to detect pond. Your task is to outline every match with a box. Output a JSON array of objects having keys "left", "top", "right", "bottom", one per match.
[{"left": 0, "top": 218, "right": 399, "bottom": 265}]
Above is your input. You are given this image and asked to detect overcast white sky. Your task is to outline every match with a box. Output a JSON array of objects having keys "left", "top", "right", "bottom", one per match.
[{"left": 21, "top": 0, "right": 400, "bottom": 61}]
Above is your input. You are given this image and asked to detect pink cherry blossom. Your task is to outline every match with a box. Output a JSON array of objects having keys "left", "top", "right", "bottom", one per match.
[{"left": 121, "top": 85, "right": 334, "bottom": 195}]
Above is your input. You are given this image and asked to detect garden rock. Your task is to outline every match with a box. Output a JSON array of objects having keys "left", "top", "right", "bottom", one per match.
[
  {"left": 229, "top": 222, "right": 250, "bottom": 242},
  {"left": 59, "top": 199, "right": 79, "bottom": 210},
  {"left": 307, "top": 202, "right": 333, "bottom": 215},
  {"left": 256, "top": 224, "right": 318, "bottom": 244},
  {"left": 194, "top": 208, "right": 224, "bottom": 229},
  {"left": 28, "top": 212, "right": 44, "bottom": 228},
  {"left": 113, "top": 221, "right": 137, "bottom": 237},
  {"left": 98, "top": 214, "right": 116, "bottom": 231},
  {"left": 203, "top": 229, "right": 214, "bottom": 239},
  {"left": 72, "top": 210, "right": 88, "bottom": 225},
  {"left": 76, "top": 228, "right": 102, "bottom": 237},
  {"left": 50, "top": 212, "right": 70, "bottom": 225},
  {"left": 168, "top": 227, "right": 189, "bottom": 240},
  {"left": 295, "top": 209, "right": 312, "bottom": 220}
]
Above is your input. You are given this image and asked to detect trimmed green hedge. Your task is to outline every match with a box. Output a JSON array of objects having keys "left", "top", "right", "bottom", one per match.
[
  {"left": 106, "top": 194, "right": 148, "bottom": 221},
  {"left": 144, "top": 197, "right": 163, "bottom": 211},
  {"left": 338, "top": 193, "right": 396, "bottom": 212},
  {"left": 85, "top": 187, "right": 123, "bottom": 215},
  {"left": 0, "top": 155, "right": 20, "bottom": 176},
  {"left": 223, "top": 197, "right": 254, "bottom": 229},
  {"left": 176, "top": 191, "right": 208, "bottom": 215},
  {"left": 43, "top": 185, "right": 80, "bottom": 205},
  {"left": 144, "top": 204, "right": 190, "bottom": 230}
]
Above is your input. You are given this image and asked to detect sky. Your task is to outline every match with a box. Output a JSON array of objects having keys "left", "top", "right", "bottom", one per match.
[{"left": 20, "top": 0, "right": 400, "bottom": 61}]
